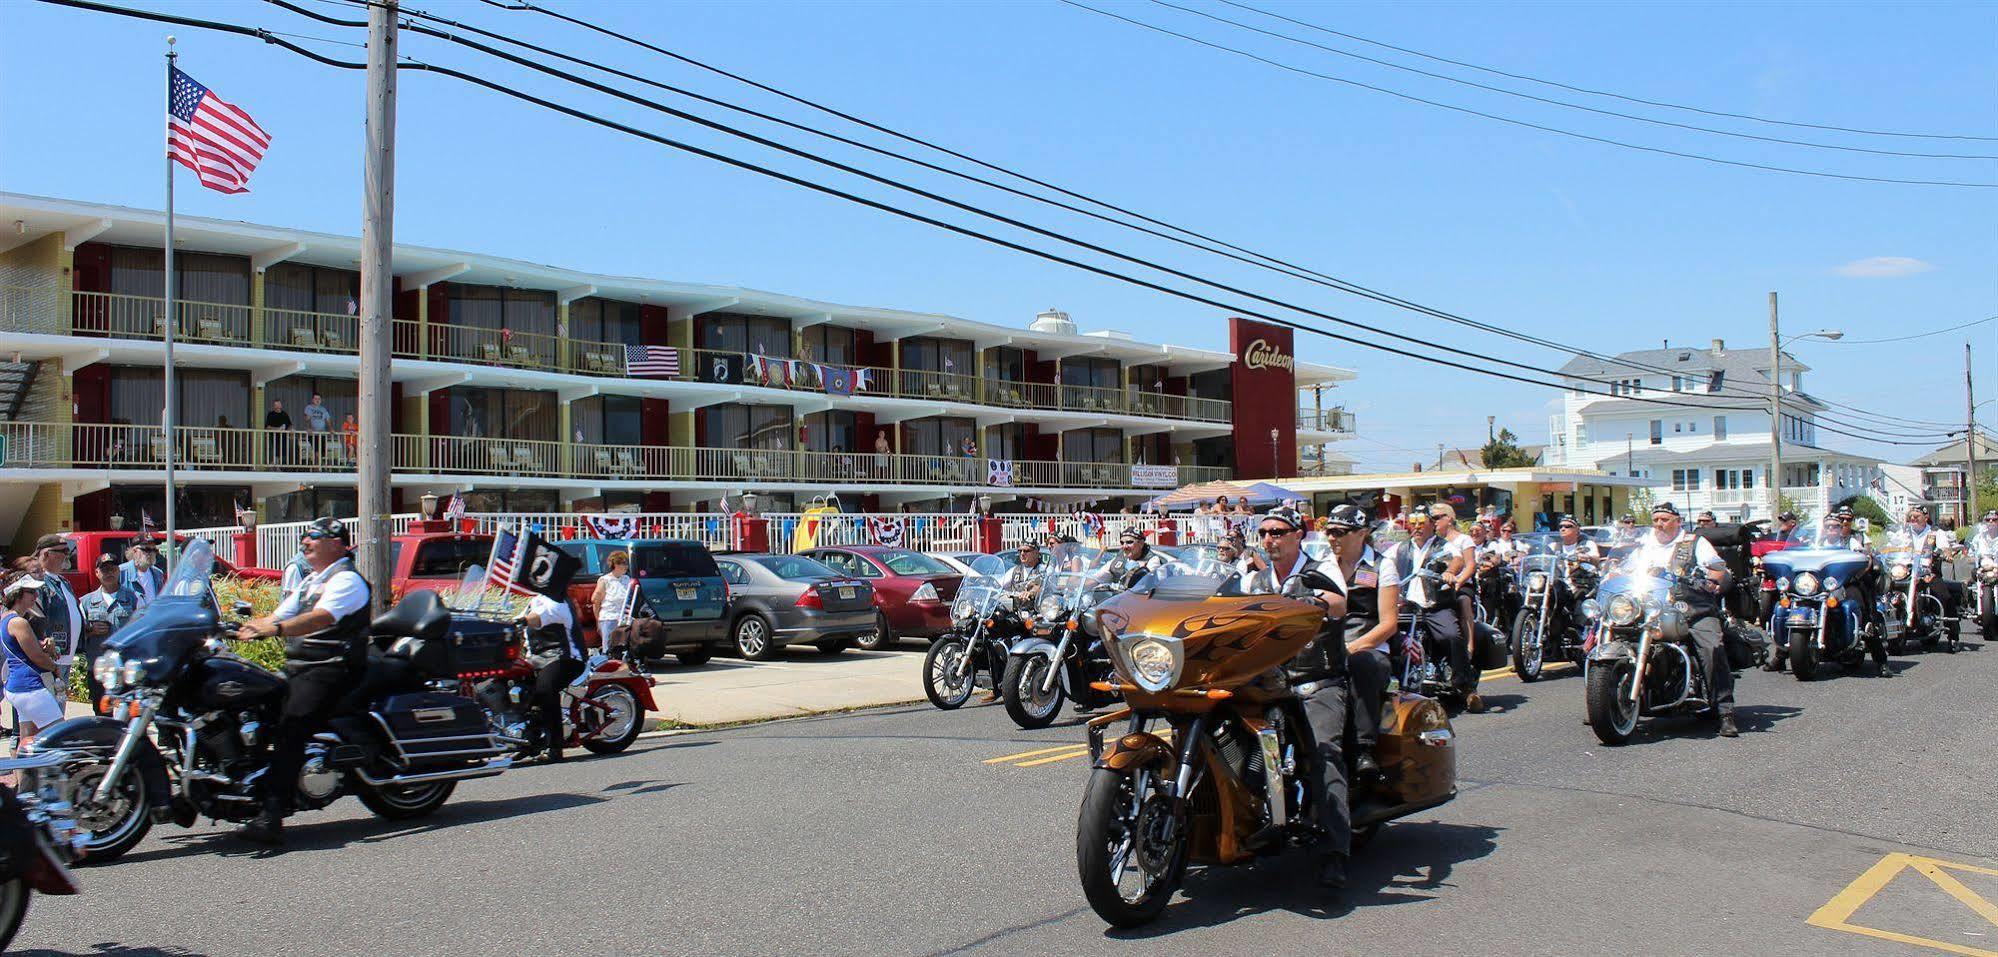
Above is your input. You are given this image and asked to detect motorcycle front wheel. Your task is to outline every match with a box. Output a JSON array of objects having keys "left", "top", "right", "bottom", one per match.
[
  {"left": 1585, "top": 659, "right": 1639, "bottom": 746},
  {"left": 923, "top": 638, "right": 977, "bottom": 710},
  {"left": 1790, "top": 626, "right": 1819, "bottom": 681},
  {"left": 0, "top": 877, "right": 27, "bottom": 952},
  {"left": 1002, "top": 656, "right": 1066, "bottom": 729},
  {"left": 356, "top": 780, "right": 456, "bottom": 820},
  {"left": 64, "top": 761, "right": 152, "bottom": 864},
  {"left": 1077, "top": 767, "right": 1186, "bottom": 929},
  {"left": 1509, "top": 609, "right": 1544, "bottom": 682}
]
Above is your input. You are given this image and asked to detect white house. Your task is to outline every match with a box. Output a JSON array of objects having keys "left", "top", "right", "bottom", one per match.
[{"left": 1544, "top": 338, "right": 1882, "bottom": 521}]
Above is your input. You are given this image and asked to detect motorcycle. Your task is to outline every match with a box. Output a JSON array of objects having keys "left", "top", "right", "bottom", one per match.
[
  {"left": 1075, "top": 564, "right": 1456, "bottom": 927},
  {"left": 444, "top": 569, "right": 654, "bottom": 758},
  {"left": 1394, "top": 554, "right": 1479, "bottom": 710},
  {"left": 1761, "top": 527, "right": 1882, "bottom": 679},
  {"left": 923, "top": 555, "right": 1029, "bottom": 710},
  {"left": 1973, "top": 544, "right": 1998, "bottom": 640},
  {"left": 1877, "top": 524, "right": 1957, "bottom": 654},
  {"left": 1507, "top": 532, "right": 1597, "bottom": 681},
  {"left": 30, "top": 540, "right": 511, "bottom": 863},
  {"left": 1000, "top": 544, "right": 1127, "bottom": 729},
  {"left": 1582, "top": 566, "right": 1728, "bottom": 745},
  {"left": 0, "top": 749, "right": 83, "bottom": 951}
]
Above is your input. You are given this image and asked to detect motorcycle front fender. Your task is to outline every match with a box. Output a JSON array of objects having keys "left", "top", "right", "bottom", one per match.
[
  {"left": 1588, "top": 637, "right": 1638, "bottom": 664},
  {"left": 32, "top": 716, "right": 174, "bottom": 814},
  {"left": 1008, "top": 638, "right": 1060, "bottom": 661},
  {"left": 1094, "top": 730, "right": 1174, "bottom": 773}
]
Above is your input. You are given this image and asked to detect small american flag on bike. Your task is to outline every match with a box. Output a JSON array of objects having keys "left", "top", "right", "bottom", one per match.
[
  {"left": 484, "top": 528, "right": 527, "bottom": 595},
  {"left": 444, "top": 493, "right": 466, "bottom": 521},
  {"left": 867, "top": 516, "right": 904, "bottom": 547},
  {"left": 1400, "top": 621, "right": 1424, "bottom": 664},
  {"left": 624, "top": 344, "right": 681, "bottom": 378}
]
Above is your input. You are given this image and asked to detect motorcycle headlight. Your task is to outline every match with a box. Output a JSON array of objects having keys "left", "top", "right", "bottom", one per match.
[
  {"left": 1823, "top": 576, "right": 1840, "bottom": 591},
  {"left": 1606, "top": 594, "right": 1642, "bottom": 626},
  {"left": 95, "top": 650, "right": 123, "bottom": 692},
  {"left": 121, "top": 659, "right": 145, "bottom": 688},
  {"left": 1775, "top": 577, "right": 1791, "bottom": 592},
  {"left": 1120, "top": 634, "right": 1184, "bottom": 693},
  {"left": 910, "top": 582, "right": 940, "bottom": 603},
  {"left": 1890, "top": 563, "right": 1911, "bottom": 581},
  {"left": 1037, "top": 596, "right": 1064, "bottom": 620},
  {"left": 952, "top": 597, "right": 977, "bottom": 621},
  {"left": 1527, "top": 571, "right": 1549, "bottom": 590},
  {"left": 1580, "top": 598, "right": 1601, "bottom": 620},
  {"left": 1793, "top": 572, "right": 1820, "bottom": 597}
]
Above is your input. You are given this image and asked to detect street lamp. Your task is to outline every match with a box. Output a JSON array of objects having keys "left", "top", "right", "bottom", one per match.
[{"left": 1767, "top": 290, "right": 1842, "bottom": 522}]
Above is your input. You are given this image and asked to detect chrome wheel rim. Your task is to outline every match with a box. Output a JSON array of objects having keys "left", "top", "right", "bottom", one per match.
[
  {"left": 590, "top": 686, "right": 638, "bottom": 741},
  {"left": 66, "top": 764, "right": 146, "bottom": 851},
  {"left": 1022, "top": 659, "right": 1061, "bottom": 718},
  {"left": 737, "top": 618, "right": 768, "bottom": 657},
  {"left": 929, "top": 641, "right": 974, "bottom": 704}
]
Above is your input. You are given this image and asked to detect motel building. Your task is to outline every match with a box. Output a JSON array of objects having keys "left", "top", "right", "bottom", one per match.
[{"left": 0, "top": 193, "right": 1357, "bottom": 551}]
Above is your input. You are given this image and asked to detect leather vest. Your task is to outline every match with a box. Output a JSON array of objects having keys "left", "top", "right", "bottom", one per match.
[
  {"left": 284, "top": 559, "right": 371, "bottom": 671},
  {"left": 1668, "top": 538, "right": 1720, "bottom": 618},
  {"left": 1278, "top": 555, "right": 1353, "bottom": 684}
]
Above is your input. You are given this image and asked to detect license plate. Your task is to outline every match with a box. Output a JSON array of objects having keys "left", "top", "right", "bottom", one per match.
[
  {"left": 675, "top": 585, "right": 697, "bottom": 601},
  {"left": 838, "top": 587, "right": 856, "bottom": 600},
  {"left": 1788, "top": 607, "right": 1816, "bottom": 624}
]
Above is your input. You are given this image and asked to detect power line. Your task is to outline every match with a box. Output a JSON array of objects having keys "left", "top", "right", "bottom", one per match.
[
  {"left": 433, "top": 0, "right": 1962, "bottom": 435},
  {"left": 1149, "top": 0, "right": 1997, "bottom": 161},
  {"left": 1058, "top": 0, "right": 1998, "bottom": 189},
  {"left": 1832, "top": 314, "right": 1998, "bottom": 345},
  {"left": 37, "top": 0, "right": 1960, "bottom": 450},
  {"left": 1216, "top": 0, "right": 1998, "bottom": 144}
]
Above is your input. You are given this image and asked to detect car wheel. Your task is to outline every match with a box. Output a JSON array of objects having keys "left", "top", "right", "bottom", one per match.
[
  {"left": 856, "top": 612, "right": 894, "bottom": 651},
  {"left": 734, "top": 614, "right": 777, "bottom": 661},
  {"left": 676, "top": 647, "right": 714, "bottom": 667}
]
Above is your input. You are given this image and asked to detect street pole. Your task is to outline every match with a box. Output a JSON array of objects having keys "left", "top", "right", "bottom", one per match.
[
  {"left": 1768, "top": 292, "right": 1782, "bottom": 523},
  {"left": 1967, "top": 342, "right": 1978, "bottom": 524},
  {"left": 162, "top": 38, "right": 179, "bottom": 569},
  {"left": 357, "top": 1, "right": 397, "bottom": 613}
]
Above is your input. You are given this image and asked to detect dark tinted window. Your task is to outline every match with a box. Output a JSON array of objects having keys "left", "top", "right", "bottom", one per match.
[
  {"left": 750, "top": 555, "right": 839, "bottom": 581},
  {"left": 408, "top": 538, "right": 493, "bottom": 578},
  {"left": 716, "top": 560, "right": 748, "bottom": 585},
  {"left": 635, "top": 543, "right": 719, "bottom": 578}
]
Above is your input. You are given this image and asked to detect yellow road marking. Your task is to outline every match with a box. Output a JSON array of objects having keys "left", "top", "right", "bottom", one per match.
[
  {"left": 1012, "top": 747, "right": 1092, "bottom": 767},
  {"left": 983, "top": 743, "right": 1089, "bottom": 764},
  {"left": 1807, "top": 852, "right": 1998, "bottom": 957}
]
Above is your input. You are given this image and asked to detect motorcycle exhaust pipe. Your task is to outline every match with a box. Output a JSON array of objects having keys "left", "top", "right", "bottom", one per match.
[{"left": 355, "top": 756, "right": 514, "bottom": 788}]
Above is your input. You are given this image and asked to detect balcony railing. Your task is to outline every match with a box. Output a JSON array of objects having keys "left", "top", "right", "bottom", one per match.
[
  {"left": 4, "top": 287, "right": 1238, "bottom": 425},
  {"left": 1298, "top": 408, "right": 1357, "bottom": 434},
  {"left": 0, "top": 421, "right": 1231, "bottom": 490}
]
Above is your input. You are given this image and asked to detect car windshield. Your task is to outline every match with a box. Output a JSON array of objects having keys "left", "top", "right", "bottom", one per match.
[
  {"left": 876, "top": 549, "right": 952, "bottom": 577},
  {"left": 407, "top": 538, "right": 493, "bottom": 578},
  {"left": 752, "top": 554, "right": 841, "bottom": 581}
]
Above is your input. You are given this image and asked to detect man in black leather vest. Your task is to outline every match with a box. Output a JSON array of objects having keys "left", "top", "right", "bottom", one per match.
[{"left": 233, "top": 518, "right": 372, "bottom": 844}]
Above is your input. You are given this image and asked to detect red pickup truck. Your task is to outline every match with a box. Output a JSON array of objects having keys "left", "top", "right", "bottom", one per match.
[{"left": 60, "top": 531, "right": 280, "bottom": 595}]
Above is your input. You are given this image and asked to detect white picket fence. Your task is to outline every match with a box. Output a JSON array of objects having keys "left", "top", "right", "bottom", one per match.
[{"left": 195, "top": 508, "right": 1243, "bottom": 571}]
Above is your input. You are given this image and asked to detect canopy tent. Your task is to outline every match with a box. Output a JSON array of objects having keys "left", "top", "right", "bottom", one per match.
[{"left": 1144, "top": 480, "right": 1305, "bottom": 512}]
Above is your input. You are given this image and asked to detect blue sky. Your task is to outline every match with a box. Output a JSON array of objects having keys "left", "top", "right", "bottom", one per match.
[{"left": 3, "top": 0, "right": 1993, "bottom": 470}]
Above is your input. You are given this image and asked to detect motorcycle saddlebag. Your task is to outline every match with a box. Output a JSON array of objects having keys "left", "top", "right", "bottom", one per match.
[
  {"left": 613, "top": 618, "right": 670, "bottom": 658},
  {"left": 444, "top": 615, "right": 522, "bottom": 677},
  {"left": 1723, "top": 620, "right": 1770, "bottom": 670},
  {"left": 377, "top": 692, "right": 498, "bottom": 764},
  {"left": 1473, "top": 621, "right": 1508, "bottom": 670}
]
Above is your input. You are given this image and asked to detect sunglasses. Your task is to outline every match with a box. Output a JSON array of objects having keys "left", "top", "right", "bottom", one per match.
[{"left": 1256, "top": 527, "right": 1296, "bottom": 538}]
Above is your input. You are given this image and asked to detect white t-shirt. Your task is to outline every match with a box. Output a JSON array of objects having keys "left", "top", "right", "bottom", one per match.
[
  {"left": 1626, "top": 531, "right": 1723, "bottom": 576},
  {"left": 528, "top": 593, "right": 580, "bottom": 658},
  {"left": 274, "top": 562, "right": 369, "bottom": 621},
  {"left": 1400, "top": 535, "right": 1449, "bottom": 606}
]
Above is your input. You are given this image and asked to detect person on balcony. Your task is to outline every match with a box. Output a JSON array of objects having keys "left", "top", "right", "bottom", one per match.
[
  {"left": 264, "top": 399, "right": 293, "bottom": 467},
  {"left": 302, "top": 393, "right": 332, "bottom": 464},
  {"left": 341, "top": 412, "right": 359, "bottom": 461},
  {"left": 874, "top": 429, "right": 892, "bottom": 477}
]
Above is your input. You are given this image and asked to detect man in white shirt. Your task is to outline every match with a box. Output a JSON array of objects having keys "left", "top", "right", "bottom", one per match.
[
  {"left": 522, "top": 592, "right": 584, "bottom": 763},
  {"left": 1626, "top": 503, "right": 1737, "bottom": 737}
]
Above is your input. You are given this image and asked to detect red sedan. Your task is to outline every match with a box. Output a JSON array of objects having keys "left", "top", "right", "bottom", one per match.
[{"left": 801, "top": 546, "right": 963, "bottom": 650}]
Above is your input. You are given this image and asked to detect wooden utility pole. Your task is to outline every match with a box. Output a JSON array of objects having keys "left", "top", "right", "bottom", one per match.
[
  {"left": 1967, "top": 342, "right": 1978, "bottom": 524},
  {"left": 1768, "top": 292, "right": 1782, "bottom": 522},
  {"left": 357, "top": 1, "right": 397, "bottom": 612}
]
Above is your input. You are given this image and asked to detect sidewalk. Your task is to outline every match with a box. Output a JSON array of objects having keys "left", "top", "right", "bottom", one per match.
[
  {"left": 645, "top": 648, "right": 925, "bottom": 727},
  {"left": 41, "top": 647, "right": 928, "bottom": 732}
]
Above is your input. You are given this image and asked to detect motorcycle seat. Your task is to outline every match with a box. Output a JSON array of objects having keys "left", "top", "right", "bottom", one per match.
[{"left": 372, "top": 590, "right": 452, "bottom": 643}]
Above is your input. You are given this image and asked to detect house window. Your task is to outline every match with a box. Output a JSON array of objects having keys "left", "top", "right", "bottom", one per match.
[
  {"left": 1674, "top": 422, "right": 1683, "bottom": 433},
  {"left": 1649, "top": 420, "right": 1663, "bottom": 445},
  {"left": 1672, "top": 469, "right": 1703, "bottom": 492},
  {"left": 1709, "top": 371, "right": 1725, "bottom": 392},
  {"left": 1576, "top": 422, "right": 1587, "bottom": 445},
  {"left": 1714, "top": 415, "right": 1727, "bottom": 439},
  {"left": 1671, "top": 376, "right": 1684, "bottom": 392}
]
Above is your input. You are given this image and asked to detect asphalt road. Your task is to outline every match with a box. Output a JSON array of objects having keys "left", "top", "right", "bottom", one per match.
[{"left": 18, "top": 631, "right": 1998, "bottom": 957}]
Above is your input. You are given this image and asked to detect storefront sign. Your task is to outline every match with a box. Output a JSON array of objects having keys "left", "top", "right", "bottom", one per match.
[
  {"left": 1131, "top": 464, "right": 1179, "bottom": 488},
  {"left": 1241, "top": 338, "right": 1294, "bottom": 372}
]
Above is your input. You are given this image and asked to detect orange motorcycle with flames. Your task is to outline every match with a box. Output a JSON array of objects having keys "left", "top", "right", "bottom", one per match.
[{"left": 1075, "top": 566, "right": 1457, "bottom": 927}]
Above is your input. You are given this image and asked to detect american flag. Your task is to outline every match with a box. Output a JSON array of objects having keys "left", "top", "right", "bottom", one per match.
[
  {"left": 867, "top": 516, "right": 904, "bottom": 547},
  {"left": 625, "top": 344, "right": 681, "bottom": 378},
  {"left": 444, "top": 493, "right": 466, "bottom": 521},
  {"left": 168, "top": 67, "right": 270, "bottom": 195},
  {"left": 484, "top": 528, "right": 529, "bottom": 596}
]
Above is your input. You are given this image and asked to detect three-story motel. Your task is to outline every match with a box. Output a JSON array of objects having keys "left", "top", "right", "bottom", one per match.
[{"left": 0, "top": 193, "right": 1356, "bottom": 550}]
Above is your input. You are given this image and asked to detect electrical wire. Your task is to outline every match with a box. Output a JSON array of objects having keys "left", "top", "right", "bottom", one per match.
[
  {"left": 438, "top": 0, "right": 1967, "bottom": 432},
  {"left": 1149, "top": 0, "right": 1997, "bottom": 161},
  {"left": 1058, "top": 0, "right": 1998, "bottom": 189},
  {"left": 1831, "top": 315, "right": 1998, "bottom": 345},
  {"left": 1215, "top": 0, "right": 1998, "bottom": 144},
  {"left": 35, "top": 0, "right": 1962, "bottom": 449}
]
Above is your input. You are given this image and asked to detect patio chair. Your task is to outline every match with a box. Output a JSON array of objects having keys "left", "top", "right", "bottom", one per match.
[
  {"left": 486, "top": 444, "right": 516, "bottom": 471},
  {"left": 512, "top": 444, "right": 542, "bottom": 472},
  {"left": 321, "top": 328, "right": 345, "bottom": 351},
  {"left": 190, "top": 435, "right": 221, "bottom": 465},
  {"left": 288, "top": 326, "right": 319, "bottom": 350},
  {"left": 593, "top": 449, "right": 614, "bottom": 473},
  {"left": 614, "top": 449, "right": 641, "bottom": 474},
  {"left": 505, "top": 344, "right": 533, "bottom": 366},
  {"left": 477, "top": 342, "right": 502, "bottom": 363},
  {"left": 148, "top": 434, "right": 169, "bottom": 461},
  {"left": 195, "top": 317, "right": 224, "bottom": 340}
]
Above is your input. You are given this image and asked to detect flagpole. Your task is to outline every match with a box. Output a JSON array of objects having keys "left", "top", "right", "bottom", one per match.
[{"left": 162, "top": 36, "right": 179, "bottom": 571}]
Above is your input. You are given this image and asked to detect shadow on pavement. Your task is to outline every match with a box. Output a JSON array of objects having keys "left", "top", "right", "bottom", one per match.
[
  {"left": 1111, "top": 821, "right": 1503, "bottom": 938},
  {"left": 1602, "top": 703, "right": 1804, "bottom": 745},
  {"left": 16, "top": 944, "right": 220, "bottom": 957},
  {"left": 1465, "top": 693, "right": 1527, "bottom": 715}
]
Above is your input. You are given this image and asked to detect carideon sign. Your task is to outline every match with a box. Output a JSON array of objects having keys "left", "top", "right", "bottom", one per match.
[{"left": 1228, "top": 317, "right": 1298, "bottom": 480}]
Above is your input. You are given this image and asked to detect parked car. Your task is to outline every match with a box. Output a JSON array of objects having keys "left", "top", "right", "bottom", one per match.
[
  {"left": 929, "top": 551, "right": 1019, "bottom": 578},
  {"left": 713, "top": 553, "right": 876, "bottom": 659},
  {"left": 387, "top": 531, "right": 496, "bottom": 600},
  {"left": 565, "top": 538, "right": 732, "bottom": 665},
  {"left": 800, "top": 545, "right": 963, "bottom": 649},
  {"left": 60, "top": 531, "right": 279, "bottom": 595}
]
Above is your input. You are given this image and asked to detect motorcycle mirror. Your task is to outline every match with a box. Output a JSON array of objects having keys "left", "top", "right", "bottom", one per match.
[{"left": 232, "top": 599, "right": 254, "bottom": 619}]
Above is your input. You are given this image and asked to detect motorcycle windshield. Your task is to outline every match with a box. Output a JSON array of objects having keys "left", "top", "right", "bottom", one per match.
[
  {"left": 1593, "top": 567, "right": 1673, "bottom": 604},
  {"left": 951, "top": 579, "right": 1007, "bottom": 621},
  {"left": 1513, "top": 532, "right": 1563, "bottom": 574},
  {"left": 106, "top": 539, "right": 221, "bottom": 685}
]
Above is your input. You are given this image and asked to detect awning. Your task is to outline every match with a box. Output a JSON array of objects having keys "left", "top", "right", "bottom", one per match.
[{"left": 1144, "top": 479, "right": 1304, "bottom": 512}]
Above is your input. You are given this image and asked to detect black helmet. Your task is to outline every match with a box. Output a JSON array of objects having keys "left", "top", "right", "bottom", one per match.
[{"left": 301, "top": 517, "right": 351, "bottom": 545}]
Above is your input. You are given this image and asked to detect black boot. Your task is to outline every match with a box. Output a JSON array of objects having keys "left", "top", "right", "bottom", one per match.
[
  {"left": 1718, "top": 712, "right": 1739, "bottom": 738},
  {"left": 1315, "top": 852, "right": 1349, "bottom": 889},
  {"left": 240, "top": 804, "right": 286, "bottom": 845},
  {"left": 1355, "top": 752, "right": 1381, "bottom": 780}
]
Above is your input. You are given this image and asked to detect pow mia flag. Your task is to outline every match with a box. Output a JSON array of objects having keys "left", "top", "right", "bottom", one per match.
[
  {"left": 519, "top": 531, "right": 582, "bottom": 600},
  {"left": 702, "top": 353, "right": 745, "bottom": 385}
]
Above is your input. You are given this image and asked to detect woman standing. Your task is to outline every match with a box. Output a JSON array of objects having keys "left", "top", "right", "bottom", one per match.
[
  {"left": 590, "top": 550, "right": 635, "bottom": 657},
  {"left": 2, "top": 573, "right": 63, "bottom": 753}
]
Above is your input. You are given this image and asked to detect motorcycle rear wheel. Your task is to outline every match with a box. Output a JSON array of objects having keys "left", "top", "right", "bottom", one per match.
[
  {"left": 1077, "top": 768, "right": 1186, "bottom": 929},
  {"left": 1586, "top": 660, "right": 1638, "bottom": 746},
  {"left": 581, "top": 685, "right": 643, "bottom": 754},
  {"left": 923, "top": 638, "right": 976, "bottom": 710},
  {"left": 0, "top": 877, "right": 27, "bottom": 952},
  {"left": 1509, "top": 609, "right": 1544, "bottom": 682},
  {"left": 1002, "top": 656, "right": 1065, "bottom": 729},
  {"left": 357, "top": 780, "right": 456, "bottom": 820}
]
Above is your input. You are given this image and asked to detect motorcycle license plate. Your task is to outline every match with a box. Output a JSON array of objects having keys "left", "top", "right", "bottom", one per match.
[
  {"left": 1789, "top": 607, "right": 1817, "bottom": 624},
  {"left": 675, "top": 584, "right": 698, "bottom": 601}
]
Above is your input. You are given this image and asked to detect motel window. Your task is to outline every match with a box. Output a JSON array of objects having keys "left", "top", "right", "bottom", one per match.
[
  {"left": 108, "top": 246, "right": 251, "bottom": 305},
  {"left": 902, "top": 417, "right": 976, "bottom": 457},
  {"left": 573, "top": 394, "right": 644, "bottom": 446},
  {"left": 802, "top": 410, "right": 859, "bottom": 453},
  {"left": 801, "top": 325, "right": 858, "bottom": 365},
  {"left": 702, "top": 313, "right": 793, "bottom": 358},
  {"left": 1061, "top": 357, "right": 1121, "bottom": 391},
  {"left": 901, "top": 336, "right": 974, "bottom": 375},
  {"left": 265, "top": 263, "right": 359, "bottom": 316},
  {"left": 568, "top": 298, "right": 643, "bottom": 346},
  {"left": 1061, "top": 427, "right": 1124, "bottom": 464},
  {"left": 705, "top": 403, "right": 793, "bottom": 451}
]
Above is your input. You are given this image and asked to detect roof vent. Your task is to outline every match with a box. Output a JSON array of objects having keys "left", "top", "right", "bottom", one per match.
[
  {"left": 1084, "top": 329, "right": 1133, "bottom": 341},
  {"left": 1030, "top": 308, "right": 1076, "bottom": 335},
  {"left": 1677, "top": 353, "right": 1691, "bottom": 362},
  {"left": 1711, "top": 338, "right": 1726, "bottom": 356}
]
